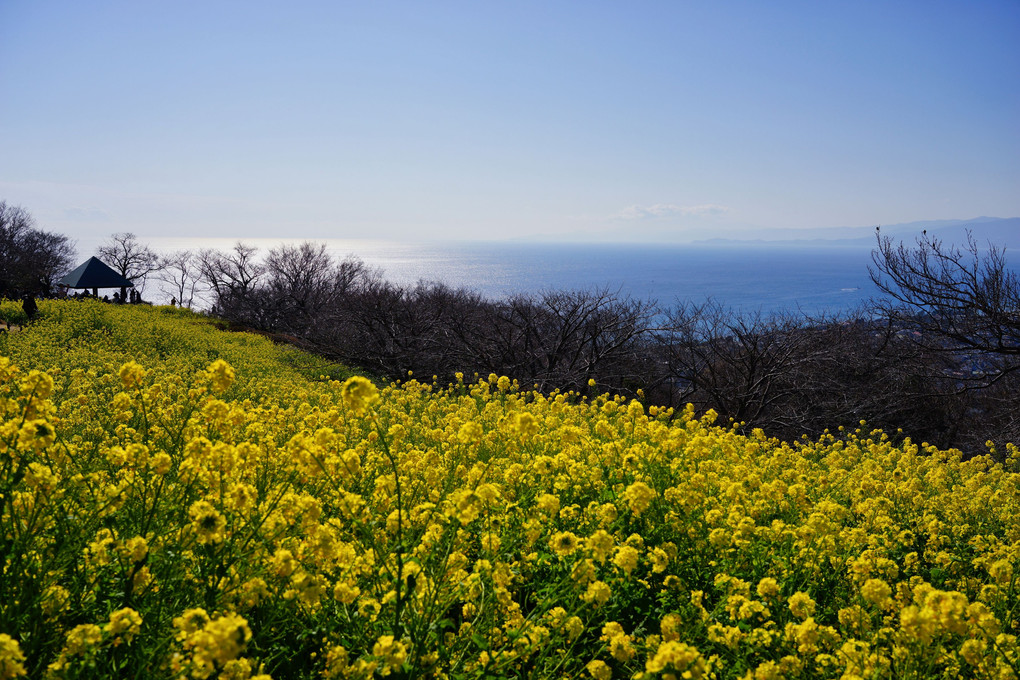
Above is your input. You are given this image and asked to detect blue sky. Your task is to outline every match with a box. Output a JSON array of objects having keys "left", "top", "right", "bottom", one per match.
[{"left": 1, "top": 1, "right": 1018, "bottom": 243}]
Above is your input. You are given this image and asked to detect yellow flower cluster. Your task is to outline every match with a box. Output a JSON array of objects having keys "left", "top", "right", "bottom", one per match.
[
  {"left": 1, "top": 300, "right": 1018, "bottom": 679},
  {"left": 171, "top": 609, "right": 265, "bottom": 679},
  {"left": 0, "top": 635, "right": 27, "bottom": 680}
]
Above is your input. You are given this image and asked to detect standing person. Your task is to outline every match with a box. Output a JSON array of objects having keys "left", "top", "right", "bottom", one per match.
[{"left": 21, "top": 294, "right": 38, "bottom": 320}]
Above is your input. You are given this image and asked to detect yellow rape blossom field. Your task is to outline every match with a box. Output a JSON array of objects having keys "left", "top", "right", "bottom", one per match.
[{"left": 1, "top": 300, "right": 1018, "bottom": 679}]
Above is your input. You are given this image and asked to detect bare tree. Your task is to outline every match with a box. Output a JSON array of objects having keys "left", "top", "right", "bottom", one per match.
[
  {"left": 0, "top": 201, "right": 76, "bottom": 299},
  {"left": 529, "top": 289, "right": 657, "bottom": 392},
  {"left": 262, "top": 242, "right": 369, "bottom": 334},
  {"left": 869, "top": 229, "right": 1020, "bottom": 388},
  {"left": 657, "top": 301, "right": 809, "bottom": 424},
  {"left": 156, "top": 250, "right": 207, "bottom": 308},
  {"left": 329, "top": 278, "right": 451, "bottom": 376},
  {"left": 446, "top": 288, "right": 656, "bottom": 393},
  {"left": 779, "top": 312, "right": 961, "bottom": 445},
  {"left": 198, "top": 243, "right": 263, "bottom": 298},
  {"left": 96, "top": 232, "right": 162, "bottom": 300}
]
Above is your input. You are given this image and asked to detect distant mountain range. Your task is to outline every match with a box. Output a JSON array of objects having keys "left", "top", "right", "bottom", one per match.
[{"left": 694, "top": 216, "right": 1020, "bottom": 250}]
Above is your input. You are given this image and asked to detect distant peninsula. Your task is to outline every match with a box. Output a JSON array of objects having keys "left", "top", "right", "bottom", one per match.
[{"left": 691, "top": 216, "right": 1020, "bottom": 249}]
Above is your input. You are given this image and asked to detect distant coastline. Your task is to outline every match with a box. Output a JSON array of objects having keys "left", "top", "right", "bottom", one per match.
[{"left": 691, "top": 216, "right": 1020, "bottom": 249}]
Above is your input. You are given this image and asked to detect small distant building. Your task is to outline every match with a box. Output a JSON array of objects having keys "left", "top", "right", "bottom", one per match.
[{"left": 58, "top": 257, "right": 134, "bottom": 298}]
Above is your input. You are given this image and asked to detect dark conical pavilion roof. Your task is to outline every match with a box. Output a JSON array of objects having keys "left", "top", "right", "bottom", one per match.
[{"left": 58, "top": 257, "right": 134, "bottom": 289}]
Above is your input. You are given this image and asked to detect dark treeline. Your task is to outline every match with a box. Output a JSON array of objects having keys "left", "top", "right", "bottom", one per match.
[{"left": 203, "top": 236, "right": 1020, "bottom": 457}]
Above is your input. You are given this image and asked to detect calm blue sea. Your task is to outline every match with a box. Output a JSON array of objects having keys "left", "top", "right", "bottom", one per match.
[{"left": 137, "top": 238, "right": 878, "bottom": 315}]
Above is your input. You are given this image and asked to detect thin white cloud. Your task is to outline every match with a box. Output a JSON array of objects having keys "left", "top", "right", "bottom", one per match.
[
  {"left": 63, "top": 206, "right": 111, "bottom": 221},
  {"left": 613, "top": 203, "right": 730, "bottom": 220}
]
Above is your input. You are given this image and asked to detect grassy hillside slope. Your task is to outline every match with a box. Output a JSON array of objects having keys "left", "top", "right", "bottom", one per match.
[{"left": 0, "top": 301, "right": 1017, "bottom": 679}]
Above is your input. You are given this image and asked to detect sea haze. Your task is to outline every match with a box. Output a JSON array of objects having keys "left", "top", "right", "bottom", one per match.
[{"left": 144, "top": 238, "right": 878, "bottom": 315}]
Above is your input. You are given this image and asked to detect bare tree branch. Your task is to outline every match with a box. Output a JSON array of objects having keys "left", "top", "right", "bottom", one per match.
[{"left": 869, "top": 228, "right": 1020, "bottom": 387}]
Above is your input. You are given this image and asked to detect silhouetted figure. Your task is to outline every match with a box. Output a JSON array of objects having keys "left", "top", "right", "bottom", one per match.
[
  {"left": 102, "top": 295, "right": 110, "bottom": 303},
  {"left": 21, "top": 294, "right": 38, "bottom": 320},
  {"left": 113, "top": 291, "right": 121, "bottom": 304},
  {"left": 170, "top": 297, "right": 177, "bottom": 307}
]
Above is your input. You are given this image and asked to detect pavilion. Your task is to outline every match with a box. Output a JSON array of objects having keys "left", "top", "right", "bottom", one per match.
[{"left": 58, "top": 257, "right": 134, "bottom": 299}]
